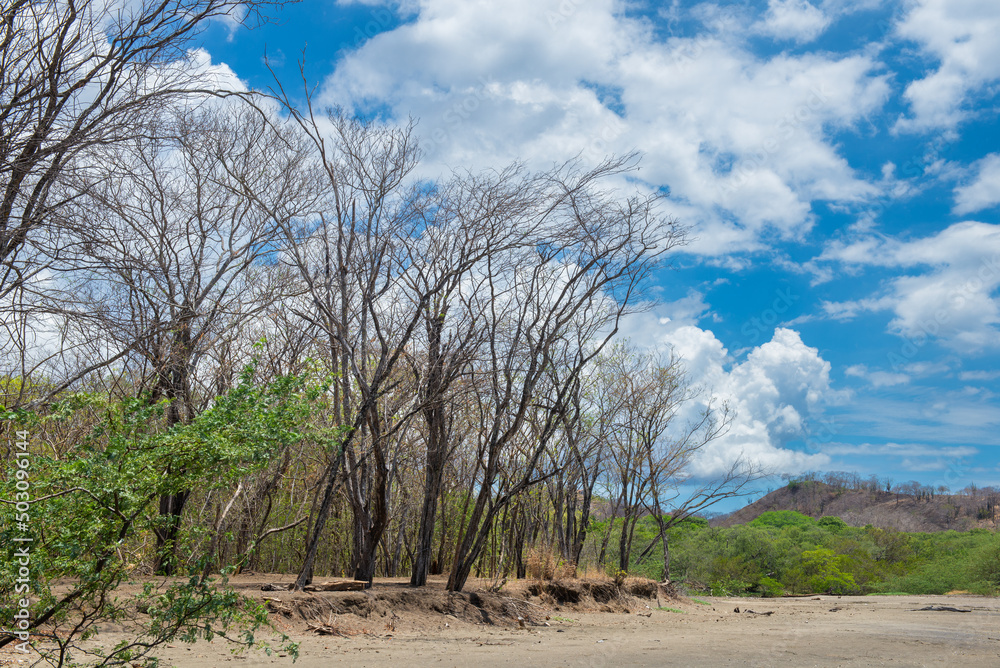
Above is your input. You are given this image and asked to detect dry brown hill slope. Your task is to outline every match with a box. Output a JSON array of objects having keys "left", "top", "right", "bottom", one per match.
[{"left": 713, "top": 480, "right": 1000, "bottom": 531}]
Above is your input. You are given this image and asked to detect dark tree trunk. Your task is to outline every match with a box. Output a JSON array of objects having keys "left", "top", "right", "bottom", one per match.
[
  {"left": 551, "top": 473, "right": 566, "bottom": 559},
  {"left": 350, "top": 416, "right": 392, "bottom": 583},
  {"left": 596, "top": 502, "right": 617, "bottom": 568},
  {"left": 294, "top": 452, "right": 345, "bottom": 589},
  {"left": 390, "top": 504, "right": 407, "bottom": 577},
  {"left": 411, "top": 401, "right": 446, "bottom": 586},
  {"left": 446, "top": 475, "right": 495, "bottom": 592},
  {"left": 154, "top": 489, "right": 190, "bottom": 575},
  {"left": 618, "top": 514, "right": 631, "bottom": 572},
  {"left": 434, "top": 484, "right": 450, "bottom": 575},
  {"left": 660, "top": 530, "right": 671, "bottom": 582},
  {"left": 152, "top": 315, "right": 196, "bottom": 575},
  {"left": 571, "top": 480, "right": 595, "bottom": 565},
  {"left": 564, "top": 493, "right": 575, "bottom": 562},
  {"left": 411, "top": 311, "right": 451, "bottom": 586}
]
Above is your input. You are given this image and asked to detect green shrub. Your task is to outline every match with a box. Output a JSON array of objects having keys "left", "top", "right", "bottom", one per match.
[
  {"left": 789, "top": 548, "right": 859, "bottom": 595},
  {"left": 864, "top": 526, "right": 913, "bottom": 564},
  {"left": 818, "top": 516, "right": 848, "bottom": 533},
  {"left": 708, "top": 554, "right": 758, "bottom": 592},
  {"left": 710, "top": 578, "right": 749, "bottom": 597},
  {"left": 969, "top": 540, "right": 1000, "bottom": 593},
  {"left": 0, "top": 366, "right": 326, "bottom": 664},
  {"left": 751, "top": 511, "right": 817, "bottom": 530},
  {"left": 756, "top": 576, "right": 785, "bottom": 598}
]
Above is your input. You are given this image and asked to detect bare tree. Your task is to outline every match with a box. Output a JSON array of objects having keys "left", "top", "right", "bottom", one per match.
[
  {"left": 53, "top": 102, "right": 316, "bottom": 573},
  {"left": 246, "top": 96, "right": 436, "bottom": 588},
  {"left": 0, "top": 0, "right": 282, "bottom": 405},
  {"left": 405, "top": 165, "right": 552, "bottom": 587},
  {"left": 597, "top": 345, "right": 763, "bottom": 581},
  {"left": 444, "top": 156, "right": 682, "bottom": 592},
  {"left": 560, "top": 389, "right": 611, "bottom": 566}
]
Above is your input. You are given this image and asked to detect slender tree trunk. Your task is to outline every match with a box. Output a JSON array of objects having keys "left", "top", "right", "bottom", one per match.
[
  {"left": 571, "top": 444, "right": 603, "bottom": 564},
  {"left": 597, "top": 502, "right": 617, "bottom": 568},
  {"left": 391, "top": 505, "right": 407, "bottom": 577},
  {"left": 153, "top": 316, "right": 196, "bottom": 575},
  {"left": 660, "top": 530, "right": 671, "bottom": 582},
  {"left": 411, "top": 313, "right": 448, "bottom": 586},
  {"left": 618, "top": 513, "right": 631, "bottom": 572},
  {"left": 294, "top": 446, "right": 348, "bottom": 589},
  {"left": 618, "top": 487, "right": 636, "bottom": 572},
  {"left": 351, "top": 416, "right": 392, "bottom": 583},
  {"left": 572, "top": 484, "right": 593, "bottom": 564},
  {"left": 434, "top": 484, "right": 450, "bottom": 574},
  {"left": 446, "top": 472, "right": 495, "bottom": 591},
  {"left": 411, "top": 402, "right": 446, "bottom": 585},
  {"left": 552, "top": 474, "right": 567, "bottom": 559},
  {"left": 564, "top": 487, "right": 576, "bottom": 563}
]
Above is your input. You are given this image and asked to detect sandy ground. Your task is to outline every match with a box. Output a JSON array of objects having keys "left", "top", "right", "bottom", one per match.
[
  {"left": 157, "top": 594, "right": 1000, "bottom": 668},
  {"left": 4, "top": 579, "right": 999, "bottom": 667}
]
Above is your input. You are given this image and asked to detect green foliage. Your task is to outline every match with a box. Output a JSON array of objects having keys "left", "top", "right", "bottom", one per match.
[
  {"left": 756, "top": 576, "right": 785, "bottom": 598},
  {"left": 874, "top": 531, "right": 1000, "bottom": 595},
  {"left": 671, "top": 515, "right": 709, "bottom": 531},
  {"left": 875, "top": 560, "right": 968, "bottom": 595},
  {"left": 864, "top": 526, "right": 912, "bottom": 564},
  {"left": 788, "top": 548, "right": 859, "bottom": 595},
  {"left": 971, "top": 541, "right": 1000, "bottom": 592},
  {"left": 786, "top": 479, "right": 817, "bottom": 493},
  {"left": 0, "top": 365, "right": 331, "bottom": 664},
  {"left": 581, "top": 508, "right": 999, "bottom": 598},
  {"left": 818, "top": 516, "right": 848, "bottom": 533},
  {"left": 750, "top": 510, "right": 817, "bottom": 529},
  {"left": 707, "top": 555, "right": 756, "bottom": 596},
  {"left": 0, "top": 375, "right": 52, "bottom": 410}
]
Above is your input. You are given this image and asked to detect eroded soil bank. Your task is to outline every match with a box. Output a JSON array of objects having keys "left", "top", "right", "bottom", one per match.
[{"left": 5, "top": 575, "right": 999, "bottom": 667}]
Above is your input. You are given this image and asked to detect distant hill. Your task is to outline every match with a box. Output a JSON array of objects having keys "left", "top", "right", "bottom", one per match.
[{"left": 713, "top": 480, "right": 1000, "bottom": 532}]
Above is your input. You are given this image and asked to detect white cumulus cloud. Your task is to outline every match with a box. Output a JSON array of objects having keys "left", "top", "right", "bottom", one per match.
[
  {"left": 894, "top": 0, "right": 1000, "bottom": 133},
  {"left": 954, "top": 153, "right": 1000, "bottom": 214},
  {"left": 317, "top": 0, "right": 888, "bottom": 256},
  {"left": 620, "top": 303, "right": 835, "bottom": 478},
  {"left": 817, "top": 221, "right": 1000, "bottom": 353},
  {"left": 754, "top": 0, "right": 831, "bottom": 44}
]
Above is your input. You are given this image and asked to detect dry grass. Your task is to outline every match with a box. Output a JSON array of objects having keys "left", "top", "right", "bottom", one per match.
[
  {"left": 576, "top": 563, "right": 613, "bottom": 581},
  {"left": 525, "top": 547, "right": 576, "bottom": 581}
]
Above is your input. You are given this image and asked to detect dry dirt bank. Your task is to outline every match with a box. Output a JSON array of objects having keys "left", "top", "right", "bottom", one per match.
[{"left": 5, "top": 576, "right": 999, "bottom": 667}]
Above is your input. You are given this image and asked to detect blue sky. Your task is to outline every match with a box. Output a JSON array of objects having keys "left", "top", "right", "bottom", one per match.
[{"left": 198, "top": 0, "right": 999, "bottom": 497}]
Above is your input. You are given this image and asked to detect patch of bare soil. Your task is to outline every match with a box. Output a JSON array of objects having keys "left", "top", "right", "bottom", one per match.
[
  {"left": 248, "top": 574, "right": 674, "bottom": 636},
  {"left": 5, "top": 576, "right": 999, "bottom": 667}
]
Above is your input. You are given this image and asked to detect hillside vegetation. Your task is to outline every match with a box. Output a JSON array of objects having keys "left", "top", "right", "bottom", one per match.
[
  {"left": 716, "top": 476, "right": 1000, "bottom": 532},
  {"left": 584, "top": 509, "right": 1000, "bottom": 597},
  {"left": 576, "top": 475, "right": 1000, "bottom": 598}
]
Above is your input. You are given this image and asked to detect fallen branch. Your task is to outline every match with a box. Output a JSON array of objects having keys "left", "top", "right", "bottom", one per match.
[
  {"left": 303, "top": 580, "right": 370, "bottom": 592},
  {"left": 734, "top": 607, "right": 774, "bottom": 616},
  {"left": 261, "top": 583, "right": 292, "bottom": 592},
  {"left": 263, "top": 598, "right": 293, "bottom": 615},
  {"left": 307, "top": 620, "right": 350, "bottom": 636},
  {"left": 260, "top": 577, "right": 369, "bottom": 592}
]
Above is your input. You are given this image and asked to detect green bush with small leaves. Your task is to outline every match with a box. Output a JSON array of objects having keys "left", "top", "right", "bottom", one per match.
[{"left": 0, "top": 364, "right": 334, "bottom": 665}]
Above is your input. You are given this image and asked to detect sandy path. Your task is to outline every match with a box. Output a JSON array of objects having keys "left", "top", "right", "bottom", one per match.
[{"left": 136, "top": 594, "right": 999, "bottom": 668}]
